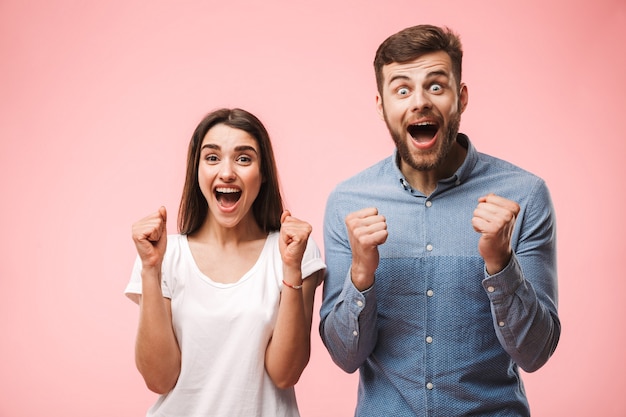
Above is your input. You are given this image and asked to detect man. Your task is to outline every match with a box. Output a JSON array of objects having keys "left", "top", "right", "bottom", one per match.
[{"left": 320, "top": 25, "right": 560, "bottom": 416}]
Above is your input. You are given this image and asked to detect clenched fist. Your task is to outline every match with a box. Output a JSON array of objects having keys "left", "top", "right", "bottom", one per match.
[
  {"left": 471, "top": 194, "right": 520, "bottom": 275},
  {"left": 345, "top": 207, "right": 388, "bottom": 291},
  {"left": 279, "top": 210, "right": 312, "bottom": 272},
  {"left": 132, "top": 206, "right": 168, "bottom": 270}
]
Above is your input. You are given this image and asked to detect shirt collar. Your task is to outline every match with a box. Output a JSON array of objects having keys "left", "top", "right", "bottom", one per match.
[{"left": 392, "top": 133, "right": 479, "bottom": 191}]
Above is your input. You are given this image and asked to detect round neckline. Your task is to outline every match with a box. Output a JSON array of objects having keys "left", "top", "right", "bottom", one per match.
[{"left": 181, "top": 232, "right": 275, "bottom": 288}]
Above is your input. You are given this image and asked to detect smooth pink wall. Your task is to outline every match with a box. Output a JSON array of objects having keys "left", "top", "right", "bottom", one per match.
[{"left": 1, "top": 0, "right": 624, "bottom": 415}]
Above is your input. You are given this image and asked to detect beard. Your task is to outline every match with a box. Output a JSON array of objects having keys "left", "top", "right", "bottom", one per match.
[{"left": 386, "top": 109, "right": 461, "bottom": 172}]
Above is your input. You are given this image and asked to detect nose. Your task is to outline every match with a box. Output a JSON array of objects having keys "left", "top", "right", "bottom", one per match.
[
  {"left": 411, "top": 89, "right": 432, "bottom": 113},
  {"left": 219, "top": 160, "right": 236, "bottom": 182}
]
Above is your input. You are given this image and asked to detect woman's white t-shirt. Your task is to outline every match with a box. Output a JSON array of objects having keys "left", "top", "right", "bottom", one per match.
[{"left": 125, "top": 231, "right": 326, "bottom": 417}]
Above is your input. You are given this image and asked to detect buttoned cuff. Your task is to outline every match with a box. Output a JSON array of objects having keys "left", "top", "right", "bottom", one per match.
[
  {"left": 341, "top": 268, "right": 376, "bottom": 319},
  {"left": 482, "top": 254, "right": 525, "bottom": 304}
]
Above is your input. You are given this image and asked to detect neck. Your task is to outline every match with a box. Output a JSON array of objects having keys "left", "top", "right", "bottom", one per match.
[
  {"left": 190, "top": 213, "right": 265, "bottom": 247},
  {"left": 400, "top": 141, "right": 467, "bottom": 196}
]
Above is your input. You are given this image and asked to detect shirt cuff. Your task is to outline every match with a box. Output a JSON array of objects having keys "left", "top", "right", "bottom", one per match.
[
  {"left": 341, "top": 268, "right": 376, "bottom": 317},
  {"left": 482, "top": 254, "right": 525, "bottom": 303}
]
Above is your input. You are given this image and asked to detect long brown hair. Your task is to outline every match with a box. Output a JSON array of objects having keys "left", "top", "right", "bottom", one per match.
[
  {"left": 177, "top": 108, "right": 283, "bottom": 235},
  {"left": 374, "top": 25, "right": 464, "bottom": 94}
]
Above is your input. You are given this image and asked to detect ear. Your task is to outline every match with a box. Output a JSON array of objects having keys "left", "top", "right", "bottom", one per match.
[
  {"left": 458, "top": 83, "right": 469, "bottom": 114},
  {"left": 375, "top": 93, "right": 385, "bottom": 120}
]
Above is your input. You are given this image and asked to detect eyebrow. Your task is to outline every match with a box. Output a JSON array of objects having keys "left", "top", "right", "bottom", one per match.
[
  {"left": 387, "top": 74, "right": 411, "bottom": 85},
  {"left": 387, "top": 70, "right": 450, "bottom": 85},
  {"left": 201, "top": 143, "right": 259, "bottom": 153},
  {"left": 426, "top": 69, "right": 450, "bottom": 78}
]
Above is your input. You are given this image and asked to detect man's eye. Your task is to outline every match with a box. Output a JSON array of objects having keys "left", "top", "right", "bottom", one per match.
[
  {"left": 430, "top": 84, "right": 442, "bottom": 93},
  {"left": 398, "top": 87, "right": 410, "bottom": 96}
]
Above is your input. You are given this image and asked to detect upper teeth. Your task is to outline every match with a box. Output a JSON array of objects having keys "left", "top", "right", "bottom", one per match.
[
  {"left": 216, "top": 187, "right": 239, "bottom": 193},
  {"left": 415, "top": 122, "right": 434, "bottom": 126}
]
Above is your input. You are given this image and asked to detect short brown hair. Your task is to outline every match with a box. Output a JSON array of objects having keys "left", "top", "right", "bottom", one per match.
[
  {"left": 374, "top": 25, "right": 463, "bottom": 94},
  {"left": 178, "top": 108, "right": 283, "bottom": 235}
]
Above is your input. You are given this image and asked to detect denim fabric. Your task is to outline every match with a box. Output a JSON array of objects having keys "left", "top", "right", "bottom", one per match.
[{"left": 320, "top": 134, "right": 560, "bottom": 417}]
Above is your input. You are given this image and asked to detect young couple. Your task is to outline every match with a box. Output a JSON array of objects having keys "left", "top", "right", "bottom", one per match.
[{"left": 126, "top": 24, "right": 560, "bottom": 417}]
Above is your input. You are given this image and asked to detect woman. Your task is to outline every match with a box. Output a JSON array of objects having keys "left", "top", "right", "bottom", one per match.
[{"left": 125, "top": 108, "right": 325, "bottom": 416}]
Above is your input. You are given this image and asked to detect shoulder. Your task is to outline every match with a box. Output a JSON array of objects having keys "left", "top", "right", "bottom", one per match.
[
  {"left": 263, "top": 231, "right": 281, "bottom": 260},
  {"left": 161, "top": 234, "right": 188, "bottom": 267},
  {"left": 332, "top": 156, "right": 394, "bottom": 192},
  {"left": 165, "top": 234, "right": 186, "bottom": 253},
  {"left": 477, "top": 151, "right": 534, "bottom": 173},
  {"left": 474, "top": 152, "right": 547, "bottom": 189},
  {"left": 327, "top": 156, "right": 396, "bottom": 209},
  {"left": 463, "top": 136, "right": 543, "bottom": 188},
  {"left": 471, "top": 152, "right": 554, "bottom": 216}
]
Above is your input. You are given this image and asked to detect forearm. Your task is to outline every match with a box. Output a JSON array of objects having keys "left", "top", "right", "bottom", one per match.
[
  {"left": 481, "top": 179, "right": 560, "bottom": 372},
  {"left": 320, "top": 272, "right": 378, "bottom": 373},
  {"left": 485, "top": 255, "right": 560, "bottom": 372},
  {"left": 265, "top": 269, "right": 318, "bottom": 389},
  {"left": 135, "top": 267, "right": 181, "bottom": 394},
  {"left": 321, "top": 202, "right": 380, "bottom": 373}
]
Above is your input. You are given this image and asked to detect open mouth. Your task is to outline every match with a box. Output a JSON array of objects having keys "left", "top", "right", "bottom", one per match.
[
  {"left": 215, "top": 187, "right": 242, "bottom": 208},
  {"left": 407, "top": 122, "right": 439, "bottom": 144}
]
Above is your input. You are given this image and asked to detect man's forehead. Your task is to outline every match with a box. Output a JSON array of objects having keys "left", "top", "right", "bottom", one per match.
[{"left": 383, "top": 52, "right": 454, "bottom": 84}]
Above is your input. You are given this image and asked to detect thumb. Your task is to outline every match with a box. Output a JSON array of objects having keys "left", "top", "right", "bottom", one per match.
[
  {"left": 158, "top": 206, "right": 167, "bottom": 225},
  {"left": 281, "top": 210, "right": 291, "bottom": 224},
  {"left": 157, "top": 206, "right": 167, "bottom": 246},
  {"left": 152, "top": 206, "right": 167, "bottom": 242}
]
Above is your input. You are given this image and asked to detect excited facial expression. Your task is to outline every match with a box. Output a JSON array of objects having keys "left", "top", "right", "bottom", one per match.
[
  {"left": 198, "top": 123, "right": 263, "bottom": 230},
  {"left": 376, "top": 50, "right": 468, "bottom": 174}
]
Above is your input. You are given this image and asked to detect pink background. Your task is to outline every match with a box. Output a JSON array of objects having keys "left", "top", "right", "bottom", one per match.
[{"left": 1, "top": 0, "right": 625, "bottom": 415}]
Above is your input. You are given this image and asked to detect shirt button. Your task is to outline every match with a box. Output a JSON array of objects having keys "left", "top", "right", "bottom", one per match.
[
  {"left": 425, "top": 201, "right": 432, "bottom": 207},
  {"left": 426, "top": 382, "right": 434, "bottom": 390},
  {"left": 487, "top": 286, "right": 495, "bottom": 293},
  {"left": 426, "top": 244, "right": 433, "bottom": 251},
  {"left": 426, "top": 336, "right": 433, "bottom": 344},
  {"left": 426, "top": 289, "right": 434, "bottom": 297},
  {"left": 498, "top": 321, "right": 505, "bottom": 327},
  {"left": 353, "top": 330, "right": 359, "bottom": 336},
  {"left": 455, "top": 179, "right": 461, "bottom": 186},
  {"left": 356, "top": 300, "right": 363, "bottom": 307}
]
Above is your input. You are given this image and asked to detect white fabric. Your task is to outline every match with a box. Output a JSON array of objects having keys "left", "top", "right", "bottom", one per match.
[{"left": 125, "top": 232, "right": 326, "bottom": 417}]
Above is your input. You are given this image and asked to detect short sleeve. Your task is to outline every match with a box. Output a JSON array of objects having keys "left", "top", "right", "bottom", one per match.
[
  {"left": 124, "top": 254, "right": 173, "bottom": 303},
  {"left": 301, "top": 237, "right": 326, "bottom": 281}
]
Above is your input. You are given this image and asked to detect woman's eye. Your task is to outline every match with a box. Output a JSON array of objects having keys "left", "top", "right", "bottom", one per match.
[
  {"left": 237, "top": 155, "right": 252, "bottom": 164},
  {"left": 204, "top": 154, "right": 219, "bottom": 163}
]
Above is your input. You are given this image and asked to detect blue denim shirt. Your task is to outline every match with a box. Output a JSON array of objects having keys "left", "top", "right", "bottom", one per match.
[{"left": 320, "top": 134, "right": 560, "bottom": 417}]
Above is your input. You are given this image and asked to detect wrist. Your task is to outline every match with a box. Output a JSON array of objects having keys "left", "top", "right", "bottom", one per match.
[
  {"left": 141, "top": 264, "right": 162, "bottom": 279},
  {"left": 282, "top": 264, "right": 303, "bottom": 289},
  {"left": 485, "top": 253, "right": 511, "bottom": 275},
  {"left": 282, "top": 279, "right": 303, "bottom": 290},
  {"left": 350, "top": 267, "right": 375, "bottom": 292}
]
